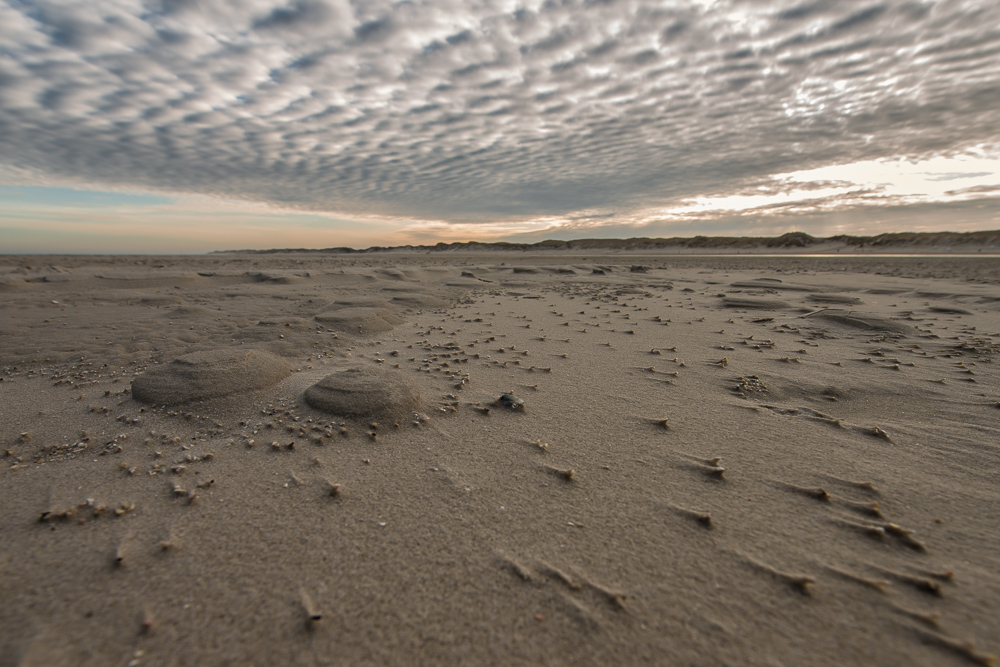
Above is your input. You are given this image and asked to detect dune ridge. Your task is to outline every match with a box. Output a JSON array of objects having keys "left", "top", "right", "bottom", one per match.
[{"left": 215, "top": 229, "right": 1000, "bottom": 255}]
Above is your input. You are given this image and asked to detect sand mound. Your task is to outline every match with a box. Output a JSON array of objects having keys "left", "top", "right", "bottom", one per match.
[
  {"left": 314, "top": 307, "right": 403, "bottom": 334},
  {"left": 808, "top": 294, "right": 862, "bottom": 305},
  {"left": 97, "top": 271, "right": 198, "bottom": 281},
  {"left": 379, "top": 284, "right": 429, "bottom": 293},
  {"left": 391, "top": 294, "right": 450, "bottom": 309},
  {"left": 304, "top": 367, "right": 420, "bottom": 418},
  {"left": 41, "top": 274, "right": 74, "bottom": 283},
  {"left": 721, "top": 297, "right": 791, "bottom": 309},
  {"left": 805, "top": 309, "right": 911, "bottom": 334},
  {"left": 140, "top": 296, "right": 186, "bottom": 307},
  {"left": 168, "top": 305, "right": 212, "bottom": 316},
  {"left": 131, "top": 349, "right": 292, "bottom": 405},
  {"left": 234, "top": 317, "right": 313, "bottom": 342},
  {"left": 255, "top": 317, "right": 311, "bottom": 326},
  {"left": 375, "top": 268, "right": 411, "bottom": 280},
  {"left": 929, "top": 306, "right": 972, "bottom": 314},
  {"left": 96, "top": 272, "right": 201, "bottom": 289},
  {"left": 327, "top": 297, "right": 394, "bottom": 309},
  {"left": 246, "top": 271, "right": 308, "bottom": 284},
  {"left": 731, "top": 280, "right": 812, "bottom": 291},
  {"left": 253, "top": 340, "right": 315, "bottom": 357},
  {"left": 0, "top": 276, "right": 25, "bottom": 290}
]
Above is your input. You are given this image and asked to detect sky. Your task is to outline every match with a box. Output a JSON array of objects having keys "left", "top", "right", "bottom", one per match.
[{"left": 1, "top": 0, "right": 999, "bottom": 253}]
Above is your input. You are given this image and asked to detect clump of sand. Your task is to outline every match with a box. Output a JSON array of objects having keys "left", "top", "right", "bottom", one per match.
[
  {"left": 131, "top": 348, "right": 291, "bottom": 405},
  {"left": 390, "top": 294, "right": 450, "bottom": 309},
  {"left": 0, "top": 276, "right": 26, "bottom": 290},
  {"left": 805, "top": 309, "right": 912, "bottom": 334},
  {"left": 721, "top": 297, "right": 792, "bottom": 309},
  {"left": 313, "top": 307, "right": 403, "bottom": 333},
  {"left": 808, "top": 294, "right": 863, "bottom": 304},
  {"left": 304, "top": 367, "right": 420, "bottom": 418},
  {"left": 325, "top": 297, "right": 394, "bottom": 309}
]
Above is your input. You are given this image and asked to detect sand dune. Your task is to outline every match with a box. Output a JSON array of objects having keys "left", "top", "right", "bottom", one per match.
[{"left": 1, "top": 251, "right": 998, "bottom": 666}]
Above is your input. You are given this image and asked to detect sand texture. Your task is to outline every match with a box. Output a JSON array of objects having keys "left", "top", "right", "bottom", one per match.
[{"left": 1, "top": 252, "right": 999, "bottom": 666}]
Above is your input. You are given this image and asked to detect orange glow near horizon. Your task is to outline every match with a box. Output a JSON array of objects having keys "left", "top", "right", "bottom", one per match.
[{"left": 2, "top": 149, "right": 999, "bottom": 253}]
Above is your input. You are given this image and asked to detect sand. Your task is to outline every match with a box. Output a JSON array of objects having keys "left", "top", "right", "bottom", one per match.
[{"left": 1, "top": 251, "right": 998, "bottom": 666}]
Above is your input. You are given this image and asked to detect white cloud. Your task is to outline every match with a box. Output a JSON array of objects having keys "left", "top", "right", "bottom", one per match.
[
  {"left": 777, "top": 153, "right": 1000, "bottom": 201},
  {"left": 0, "top": 0, "right": 998, "bottom": 236}
]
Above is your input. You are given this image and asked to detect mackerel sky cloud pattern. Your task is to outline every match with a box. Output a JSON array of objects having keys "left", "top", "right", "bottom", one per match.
[{"left": 1, "top": 0, "right": 999, "bottom": 237}]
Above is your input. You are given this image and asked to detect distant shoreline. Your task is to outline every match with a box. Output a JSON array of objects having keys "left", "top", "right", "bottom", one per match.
[{"left": 213, "top": 230, "right": 1000, "bottom": 255}]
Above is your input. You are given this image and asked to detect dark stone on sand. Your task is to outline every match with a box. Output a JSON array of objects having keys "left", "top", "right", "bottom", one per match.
[
  {"left": 805, "top": 309, "right": 911, "bottom": 334},
  {"left": 592, "top": 268, "right": 606, "bottom": 275},
  {"left": 630, "top": 265, "right": 650, "bottom": 273},
  {"left": 499, "top": 393, "right": 524, "bottom": 409},
  {"left": 314, "top": 307, "right": 403, "bottom": 334},
  {"left": 304, "top": 368, "right": 420, "bottom": 418},
  {"left": 131, "top": 349, "right": 292, "bottom": 405},
  {"left": 721, "top": 297, "right": 791, "bottom": 309}
]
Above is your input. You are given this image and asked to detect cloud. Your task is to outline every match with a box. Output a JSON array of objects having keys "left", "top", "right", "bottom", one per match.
[{"left": 0, "top": 0, "right": 998, "bottom": 236}]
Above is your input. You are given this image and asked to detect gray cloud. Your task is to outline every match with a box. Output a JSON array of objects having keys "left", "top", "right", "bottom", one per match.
[{"left": 1, "top": 0, "right": 998, "bottom": 226}]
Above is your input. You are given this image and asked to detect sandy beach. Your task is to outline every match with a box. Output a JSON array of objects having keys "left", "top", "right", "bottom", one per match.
[{"left": 1, "top": 251, "right": 998, "bottom": 666}]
